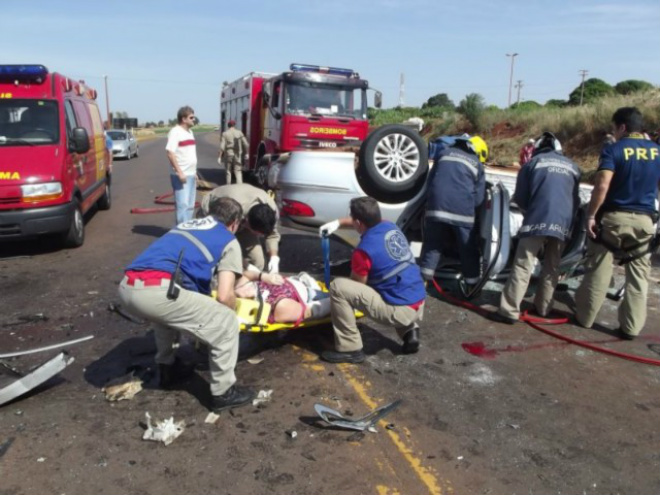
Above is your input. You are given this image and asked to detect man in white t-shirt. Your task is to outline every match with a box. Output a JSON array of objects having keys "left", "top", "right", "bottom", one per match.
[{"left": 166, "top": 106, "right": 197, "bottom": 224}]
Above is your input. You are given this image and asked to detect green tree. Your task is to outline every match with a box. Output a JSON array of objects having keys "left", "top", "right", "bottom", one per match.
[
  {"left": 510, "top": 101, "right": 541, "bottom": 111},
  {"left": 568, "top": 78, "right": 615, "bottom": 105},
  {"left": 545, "top": 99, "right": 567, "bottom": 108},
  {"left": 422, "top": 93, "right": 454, "bottom": 109},
  {"left": 457, "top": 93, "right": 486, "bottom": 130},
  {"left": 615, "top": 79, "right": 655, "bottom": 95}
]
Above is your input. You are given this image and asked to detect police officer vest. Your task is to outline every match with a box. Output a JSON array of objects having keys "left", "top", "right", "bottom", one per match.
[
  {"left": 126, "top": 217, "right": 235, "bottom": 295},
  {"left": 357, "top": 221, "right": 426, "bottom": 306}
]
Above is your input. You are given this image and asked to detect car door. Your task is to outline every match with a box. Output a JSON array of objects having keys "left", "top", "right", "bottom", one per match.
[{"left": 460, "top": 181, "right": 511, "bottom": 298}]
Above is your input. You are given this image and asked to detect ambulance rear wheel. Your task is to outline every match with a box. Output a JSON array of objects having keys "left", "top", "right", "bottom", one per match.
[{"left": 61, "top": 198, "right": 85, "bottom": 248}]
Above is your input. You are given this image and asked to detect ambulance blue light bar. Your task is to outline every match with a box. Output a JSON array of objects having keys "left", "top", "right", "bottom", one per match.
[
  {"left": 0, "top": 65, "right": 49, "bottom": 83},
  {"left": 290, "top": 63, "right": 358, "bottom": 78}
]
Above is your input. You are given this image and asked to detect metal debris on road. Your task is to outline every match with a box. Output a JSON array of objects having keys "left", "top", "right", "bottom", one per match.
[
  {"left": 108, "top": 302, "right": 145, "bottom": 324},
  {"left": 253, "top": 389, "right": 273, "bottom": 406},
  {"left": 0, "top": 437, "right": 15, "bottom": 460},
  {"left": 0, "top": 335, "right": 94, "bottom": 359},
  {"left": 102, "top": 373, "right": 143, "bottom": 401},
  {"left": 0, "top": 352, "right": 75, "bottom": 407},
  {"left": 142, "top": 412, "right": 185, "bottom": 446},
  {"left": 314, "top": 399, "right": 403, "bottom": 432}
]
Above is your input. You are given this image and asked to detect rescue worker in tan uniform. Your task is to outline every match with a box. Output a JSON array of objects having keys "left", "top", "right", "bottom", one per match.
[
  {"left": 200, "top": 183, "right": 281, "bottom": 273},
  {"left": 218, "top": 120, "right": 249, "bottom": 185}
]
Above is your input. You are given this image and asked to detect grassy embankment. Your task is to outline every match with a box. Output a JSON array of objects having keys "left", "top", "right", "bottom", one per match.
[{"left": 371, "top": 89, "right": 660, "bottom": 179}]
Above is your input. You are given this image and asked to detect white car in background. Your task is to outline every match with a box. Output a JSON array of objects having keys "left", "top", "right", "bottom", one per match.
[{"left": 107, "top": 129, "right": 139, "bottom": 160}]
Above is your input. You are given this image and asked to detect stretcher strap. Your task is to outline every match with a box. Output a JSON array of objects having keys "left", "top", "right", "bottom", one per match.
[{"left": 322, "top": 235, "right": 331, "bottom": 289}]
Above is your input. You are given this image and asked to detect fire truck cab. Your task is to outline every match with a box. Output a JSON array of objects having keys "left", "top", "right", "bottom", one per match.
[{"left": 220, "top": 63, "right": 382, "bottom": 186}]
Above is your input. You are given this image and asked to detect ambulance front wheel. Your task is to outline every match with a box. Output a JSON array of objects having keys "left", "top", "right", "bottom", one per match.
[{"left": 61, "top": 198, "right": 85, "bottom": 248}]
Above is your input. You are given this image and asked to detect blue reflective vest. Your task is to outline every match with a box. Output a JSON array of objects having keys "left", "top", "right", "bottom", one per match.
[
  {"left": 514, "top": 150, "right": 581, "bottom": 241},
  {"left": 357, "top": 221, "right": 426, "bottom": 306},
  {"left": 125, "top": 217, "right": 235, "bottom": 294},
  {"left": 426, "top": 147, "right": 485, "bottom": 227}
]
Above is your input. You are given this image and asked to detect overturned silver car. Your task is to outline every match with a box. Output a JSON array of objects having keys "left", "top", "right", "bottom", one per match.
[{"left": 268, "top": 126, "right": 593, "bottom": 295}]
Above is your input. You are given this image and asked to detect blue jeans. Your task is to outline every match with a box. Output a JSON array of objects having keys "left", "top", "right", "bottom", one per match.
[
  {"left": 419, "top": 220, "right": 481, "bottom": 282},
  {"left": 170, "top": 174, "right": 196, "bottom": 225}
]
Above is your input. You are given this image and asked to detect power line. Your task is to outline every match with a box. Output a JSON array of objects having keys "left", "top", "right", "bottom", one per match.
[
  {"left": 578, "top": 69, "right": 589, "bottom": 106},
  {"left": 515, "top": 80, "right": 523, "bottom": 104}
]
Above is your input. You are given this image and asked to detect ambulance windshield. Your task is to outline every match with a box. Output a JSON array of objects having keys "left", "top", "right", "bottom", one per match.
[
  {"left": 0, "top": 100, "right": 59, "bottom": 146},
  {"left": 285, "top": 83, "right": 366, "bottom": 120}
]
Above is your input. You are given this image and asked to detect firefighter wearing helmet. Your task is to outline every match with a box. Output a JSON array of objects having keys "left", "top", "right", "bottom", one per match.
[
  {"left": 489, "top": 132, "right": 581, "bottom": 325},
  {"left": 419, "top": 135, "right": 488, "bottom": 295}
]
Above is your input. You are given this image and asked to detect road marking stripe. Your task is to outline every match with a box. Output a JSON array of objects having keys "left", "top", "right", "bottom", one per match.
[{"left": 337, "top": 363, "right": 450, "bottom": 495}]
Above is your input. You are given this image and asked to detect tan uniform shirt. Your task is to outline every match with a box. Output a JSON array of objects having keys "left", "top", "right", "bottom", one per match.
[
  {"left": 201, "top": 184, "right": 280, "bottom": 254},
  {"left": 220, "top": 127, "right": 249, "bottom": 157}
]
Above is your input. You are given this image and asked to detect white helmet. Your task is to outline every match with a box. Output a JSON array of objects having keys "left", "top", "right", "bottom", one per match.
[{"left": 534, "top": 132, "right": 562, "bottom": 154}]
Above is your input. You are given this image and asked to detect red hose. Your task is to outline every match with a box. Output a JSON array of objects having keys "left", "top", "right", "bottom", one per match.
[
  {"left": 431, "top": 278, "right": 660, "bottom": 367},
  {"left": 130, "top": 192, "right": 200, "bottom": 215}
]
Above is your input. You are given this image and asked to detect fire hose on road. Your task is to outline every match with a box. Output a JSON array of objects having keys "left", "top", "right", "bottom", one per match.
[
  {"left": 431, "top": 278, "right": 660, "bottom": 367},
  {"left": 130, "top": 192, "right": 200, "bottom": 215}
]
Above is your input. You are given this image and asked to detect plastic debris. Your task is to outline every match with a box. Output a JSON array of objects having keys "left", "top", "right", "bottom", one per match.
[
  {"left": 247, "top": 357, "right": 264, "bottom": 365},
  {"left": 314, "top": 399, "right": 402, "bottom": 432},
  {"left": 252, "top": 389, "right": 273, "bottom": 406},
  {"left": 0, "top": 335, "right": 93, "bottom": 359},
  {"left": 102, "top": 373, "right": 143, "bottom": 401},
  {"left": 204, "top": 412, "right": 220, "bottom": 424},
  {"left": 286, "top": 430, "right": 297, "bottom": 439},
  {"left": 142, "top": 412, "right": 185, "bottom": 446}
]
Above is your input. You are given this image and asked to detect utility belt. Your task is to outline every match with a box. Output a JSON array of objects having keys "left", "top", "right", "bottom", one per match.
[{"left": 593, "top": 209, "right": 660, "bottom": 265}]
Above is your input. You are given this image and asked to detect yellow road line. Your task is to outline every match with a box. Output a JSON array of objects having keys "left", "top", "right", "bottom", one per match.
[{"left": 296, "top": 345, "right": 451, "bottom": 495}]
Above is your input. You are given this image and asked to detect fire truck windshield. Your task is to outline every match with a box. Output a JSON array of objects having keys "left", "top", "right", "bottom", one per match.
[
  {"left": 0, "top": 100, "right": 59, "bottom": 146},
  {"left": 285, "top": 83, "right": 366, "bottom": 120}
]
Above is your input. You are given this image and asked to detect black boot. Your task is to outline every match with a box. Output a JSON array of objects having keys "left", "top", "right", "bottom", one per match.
[
  {"left": 158, "top": 358, "right": 194, "bottom": 389},
  {"left": 320, "top": 349, "right": 366, "bottom": 364},
  {"left": 402, "top": 325, "right": 420, "bottom": 354},
  {"left": 211, "top": 385, "right": 255, "bottom": 412}
]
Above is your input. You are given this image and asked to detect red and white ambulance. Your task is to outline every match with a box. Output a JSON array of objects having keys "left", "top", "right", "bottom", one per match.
[{"left": 0, "top": 64, "right": 111, "bottom": 248}]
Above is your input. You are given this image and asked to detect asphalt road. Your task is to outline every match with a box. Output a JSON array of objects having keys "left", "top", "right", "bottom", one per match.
[{"left": 1, "top": 132, "right": 660, "bottom": 495}]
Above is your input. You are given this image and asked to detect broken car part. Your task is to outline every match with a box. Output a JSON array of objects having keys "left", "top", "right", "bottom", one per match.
[
  {"left": 0, "top": 352, "right": 74, "bottom": 407},
  {"left": 314, "top": 399, "right": 403, "bottom": 431},
  {"left": 0, "top": 335, "right": 94, "bottom": 359}
]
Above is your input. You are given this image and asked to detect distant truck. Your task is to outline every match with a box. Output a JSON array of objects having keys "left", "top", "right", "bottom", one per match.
[
  {"left": 0, "top": 64, "right": 111, "bottom": 247},
  {"left": 220, "top": 63, "right": 428, "bottom": 198}
]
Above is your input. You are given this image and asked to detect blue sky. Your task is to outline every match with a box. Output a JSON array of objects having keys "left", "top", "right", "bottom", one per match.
[{"left": 4, "top": 0, "right": 659, "bottom": 124}]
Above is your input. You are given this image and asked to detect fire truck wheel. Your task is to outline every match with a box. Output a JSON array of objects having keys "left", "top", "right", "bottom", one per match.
[
  {"left": 358, "top": 124, "right": 428, "bottom": 199},
  {"left": 61, "top": 198, "right": 85, "bottom": 248}
]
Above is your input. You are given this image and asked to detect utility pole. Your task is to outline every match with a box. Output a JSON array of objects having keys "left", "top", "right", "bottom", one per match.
[
  {"left": 506, "top": 53, "right": 518, "bottom": 107},
  {"left": 398, "top": 73, "right": 405, "bottom": 107},
  {"left": 578, "top": 69, "right": 589, "bottom": 106},
  {"left": 515, "top": 80, "right": 523, "bottom": 105},
  {"left": 103, "top": 75, "right": 111, "bottom": 128}
]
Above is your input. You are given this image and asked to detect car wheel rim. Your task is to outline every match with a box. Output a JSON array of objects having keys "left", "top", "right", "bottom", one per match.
[{"left": 373, "top": 133, "right": 420, "bottom": 183}]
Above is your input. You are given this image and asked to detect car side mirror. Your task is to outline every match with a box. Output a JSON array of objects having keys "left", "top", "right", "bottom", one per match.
[
  {"left": 70, "top": 127, "right": 90, "bottom": 154},
  {"left": 374, "top": 91, "right": 383, "bottom": 109}
]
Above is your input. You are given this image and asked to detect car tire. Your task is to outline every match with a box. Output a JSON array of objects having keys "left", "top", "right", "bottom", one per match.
[
  {"left": 135, "top": 146, "right": 139, "bottom": 158},
  {"left": 61, "top": 198, "right": 85, "bottom": 248},
  {"left": 358, "top": 124, "right": 428, "bottom": 201},
  {"left": 98, "top": 180, "right": 111, "bottom": 210},
  {"left": 126, "top": 148, "right": 131, "bottom": 160}
]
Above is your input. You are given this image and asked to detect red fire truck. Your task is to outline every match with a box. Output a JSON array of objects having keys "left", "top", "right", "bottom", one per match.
[{"left": 220, "top": 63, "right": 385, "bottom": 185}]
